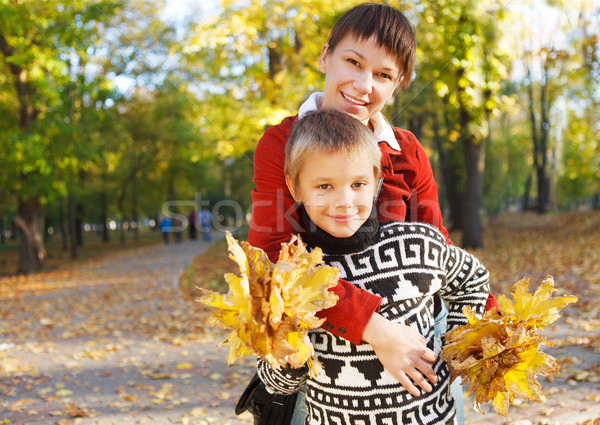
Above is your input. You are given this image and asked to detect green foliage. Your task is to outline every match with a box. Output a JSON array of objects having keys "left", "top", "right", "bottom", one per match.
[
  {"left": 185, "top": 0, "right": 362, "bottom": 156},
  {"left": 0, "top": 0, "right": 598, "bottom": 267},
  {"left": 556, "top": 113, "right": 599, "bottom": 208},
  {"left": 483, "top": 108, "right": 532, "bottom": 214}
]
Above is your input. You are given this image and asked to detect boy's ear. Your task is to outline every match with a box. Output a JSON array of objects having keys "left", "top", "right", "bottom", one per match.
[
  {"left": 285, "top": 174, "right": 298, "bottom": 201},
  {"left": 318, "top": 43, "right": 329, "bottom": 74}
]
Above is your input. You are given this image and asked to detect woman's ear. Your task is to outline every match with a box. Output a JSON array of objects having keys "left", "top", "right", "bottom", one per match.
[
  {"left": 285, "top": 174, "right": 298, "bottom": 201},
  {"left": 318, "top": 43, "right": 329, "bottom": 74},
  {"left": 392, "top": 75, "right": 404, "bottom": 95},
  {"left": 373, "top": 175, "right": 382, "bottom": 197}
]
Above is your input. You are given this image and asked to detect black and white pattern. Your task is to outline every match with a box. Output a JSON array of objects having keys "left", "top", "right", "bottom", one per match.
[{"left": 258, "top": 220, "right": 489, "bottom": 425}]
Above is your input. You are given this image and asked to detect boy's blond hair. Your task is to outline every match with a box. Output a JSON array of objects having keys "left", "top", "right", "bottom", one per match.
[{"left": 284, "top": 109, "right": 381, "bottom": 189}]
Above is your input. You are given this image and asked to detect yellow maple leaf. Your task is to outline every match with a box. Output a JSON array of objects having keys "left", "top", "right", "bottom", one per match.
[
  {"left": 497, "top": 277, "right": 578, "bottom": 329},
  {"left": 441, "top": 276, "right": 576, "bottom": 417},
  {"left": 200, "top": 232, "right": 339, "bottom": 373}
]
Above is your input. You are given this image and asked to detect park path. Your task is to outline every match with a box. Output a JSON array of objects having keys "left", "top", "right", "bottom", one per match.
[
  {"left": 0, "top": 237, "right": 255, "bottom": 425},
  {"left": 1, "top": 235, "right": 599, "bottom": 425}
]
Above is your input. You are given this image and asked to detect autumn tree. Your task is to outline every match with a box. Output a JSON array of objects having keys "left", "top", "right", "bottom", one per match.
[
  {"left": 184, "top": 0, "right": 363, "bottom": 157},
  {"left": 391, "top": 0, "right": 510, "bottom": 248},
  {"left": 557, "top": 0, "right": 600, "bottom": 208},
  {"left": 0, "top": 0, "right": 121, "bottom": 272}
]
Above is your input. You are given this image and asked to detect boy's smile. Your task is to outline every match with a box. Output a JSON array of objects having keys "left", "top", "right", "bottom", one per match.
[
  {"left": 319, "top": 35, "right": 400, "bottom": 126},
  {"left": 287, "top": 150, "right": 378, "bottom": 238}
]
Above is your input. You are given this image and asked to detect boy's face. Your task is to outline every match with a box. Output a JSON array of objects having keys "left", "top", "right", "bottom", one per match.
[
  {"left": 319, "top": 35, "right": 400, "bottom": 126},
  {"left": 286, "top": 150, "right": 378, "bottom": 239}
]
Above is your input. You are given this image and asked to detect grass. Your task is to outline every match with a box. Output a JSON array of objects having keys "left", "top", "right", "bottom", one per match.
[
  {"left": 178, "top": 238, "right": 232, "bottom": 299},
  {"left": 178, "top": 229, "right": 249, "bottom": 301}
]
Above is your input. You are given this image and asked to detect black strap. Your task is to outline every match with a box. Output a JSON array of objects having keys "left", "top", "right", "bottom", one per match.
[{"left": 235, "top": 372, "right": 298, "bottom": 425}]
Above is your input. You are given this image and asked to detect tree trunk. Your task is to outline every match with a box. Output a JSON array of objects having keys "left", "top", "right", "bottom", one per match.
[
  {"left": 456, "top": 62, "right": 484, "bottom": 248},
  {"left": 1, "top": 34, "right": 44, "bottom": 272},
  {"left": 100, "top": 190, "right": 110, "bottom": 242},
  {"left": 76, "top": 202, "right": 84, "bottom": 246},
  {"left": 14, "top": 197, "right": 46, "bottom": 274},
  {"left": 119, "top": 218, "right": 127, "bottom": 245},
  {"left": 461, "top": 136, "right": 485, "bottom": 248},
  {"left": 438, "top": 99, "right": 465, "bottom": 231},
  {"left": 433, "top": 114, "right": 461, "bottom": 230},
  {"left": 68, "top": 195, "right": 78, "bottom": 259},
  {"left": 117, "top": 186, "right": 127, "bottom": 246},
  {"left": 522, "top": 172, "right": 532, "bottom": 210},
  {"left": 58, "top": 198, "right": 68, "bottom": 251},
  {"left": 527, "top": 62, "right": 551, "bottom": 214},
  {"left": 592, "top": 191, "right": 600, "bottom": 210},
  {"left": 131, "top": 177, "right": 139, "bottom": 241}
]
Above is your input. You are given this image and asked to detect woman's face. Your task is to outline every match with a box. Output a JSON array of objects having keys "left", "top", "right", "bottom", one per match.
[{"left": 319, "top": 35, "right": 401, "bottom": 126}]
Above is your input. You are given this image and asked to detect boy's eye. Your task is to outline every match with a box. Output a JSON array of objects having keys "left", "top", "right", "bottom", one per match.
[
  {"left": 347, "top": 58, "right": 360, "bottom": 66},
  {"left": 318, "top": 184, "right": 331, "bottom": 190},
  {"left": 378, "top": 73, "right": 392, "bottom": 80},
  {"left": 352, "top": 182, "right": 366, "bottom": 188}
]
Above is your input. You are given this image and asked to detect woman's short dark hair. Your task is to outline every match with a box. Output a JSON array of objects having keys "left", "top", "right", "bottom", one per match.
[{"left": 326, "top": 3, "right": 416, "bottom": 89}]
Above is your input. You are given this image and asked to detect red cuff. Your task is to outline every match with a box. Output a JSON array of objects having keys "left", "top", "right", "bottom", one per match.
[
  {"left": 485, "top": 292, "right": 498, "bottom": 311},
  {"left": 316, "top": 278, "right": 382, "bottom": 345}
]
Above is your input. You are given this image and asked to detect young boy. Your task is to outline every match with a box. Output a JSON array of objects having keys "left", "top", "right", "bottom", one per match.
[{"left": 257, "top": 109, "right": 490, "bottom": 425}]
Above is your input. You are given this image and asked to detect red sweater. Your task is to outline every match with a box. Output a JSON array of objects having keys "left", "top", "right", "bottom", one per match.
[{"left": 249, "top": 115, "right": 496, "bottom": 344}]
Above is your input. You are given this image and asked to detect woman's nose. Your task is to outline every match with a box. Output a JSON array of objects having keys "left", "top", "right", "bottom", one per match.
[{"left": 353, "top": 71, "right": 373, "bottom": 94}]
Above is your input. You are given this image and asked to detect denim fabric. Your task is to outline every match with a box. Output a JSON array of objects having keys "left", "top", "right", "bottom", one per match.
[
  {"left": 290, "top": 385, "right": 308, "bottom": 425},
  {"left": 434, "top": 302, "right": 464, "bottom": 425}
]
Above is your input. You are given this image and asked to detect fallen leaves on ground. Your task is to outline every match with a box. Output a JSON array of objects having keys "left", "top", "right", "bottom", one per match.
[
  {"left": 442, "top": 276, "right": 577, "bottom": 417},
  {"left": 200, "top": 233, "right": 339, "bottom": 372},
  {"left": 0, "top": 211, "right": 598, "bottom": 424},
  {"left": 0, "top": 239, "right": 255, "bottom": 424}
]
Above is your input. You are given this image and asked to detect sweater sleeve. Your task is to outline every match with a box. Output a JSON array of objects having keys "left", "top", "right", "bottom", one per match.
[
  {"left": 438, "top": 244, "right": 490, "bottom": 331},
  {"left": 248, "top": 118, "right": 382, "bottom": 345},
  {"left": 257, "top": 358, "right": 308, "bottom": 396}
]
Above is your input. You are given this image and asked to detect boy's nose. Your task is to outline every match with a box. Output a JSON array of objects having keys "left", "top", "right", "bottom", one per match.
[{"left": 334, "top": 190, "right": 354, "bottom": 209}]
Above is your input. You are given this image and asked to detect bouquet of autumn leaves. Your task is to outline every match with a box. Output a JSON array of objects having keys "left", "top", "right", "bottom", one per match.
[
  {"left": 199, "top": 233, "right": 339, "bottom": 376},
  {"left": 441, "top": 277, "right": 577, "bottom": 417}
]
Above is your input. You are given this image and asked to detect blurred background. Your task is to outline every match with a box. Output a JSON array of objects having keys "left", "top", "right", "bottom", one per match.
[{"left": 0, "top": 0, "right": 598, "bottom": 274}]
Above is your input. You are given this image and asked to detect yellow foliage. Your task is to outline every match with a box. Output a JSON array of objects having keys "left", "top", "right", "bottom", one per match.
[
  {"left": 441, "top": 276, "right": 577, "bottom": 417},
  {"left": 200, "top": 232, "right": 339, "bottom": 373}
]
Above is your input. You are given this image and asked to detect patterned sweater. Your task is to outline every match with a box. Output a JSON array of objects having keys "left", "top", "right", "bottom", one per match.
[{"left": 258, "top": 211, "right": 490, "bottom": 425}]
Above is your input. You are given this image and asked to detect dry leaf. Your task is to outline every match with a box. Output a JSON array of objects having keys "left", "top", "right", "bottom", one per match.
[
  {"left": 64, "top": 401, "right": 90, "bottom": 418},
  {"left": 175, "top": 362, "right": 193, "bottom": 370},
  {"left": 441, "top": 276, "right": 577, "bottom": 417},
  {"left": 200, "top": 232, "right": 339, "bottom": 372}
]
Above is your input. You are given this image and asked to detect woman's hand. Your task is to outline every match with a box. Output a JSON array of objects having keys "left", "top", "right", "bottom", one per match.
[{"left": 362, "top": 312, "right": 437, "bottom": 397}]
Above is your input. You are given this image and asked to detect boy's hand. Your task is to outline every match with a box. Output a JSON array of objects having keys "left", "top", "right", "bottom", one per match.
[
  {"left": 362, "top": 313, "right": 437, "bottom": 397},
  {"left": 302, "top": 334, "right": 315, "bottom": 356}
]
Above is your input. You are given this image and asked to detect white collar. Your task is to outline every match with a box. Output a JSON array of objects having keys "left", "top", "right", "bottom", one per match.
[{"left": 298, "top": 92, "right": 401, "bottom": 152}]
